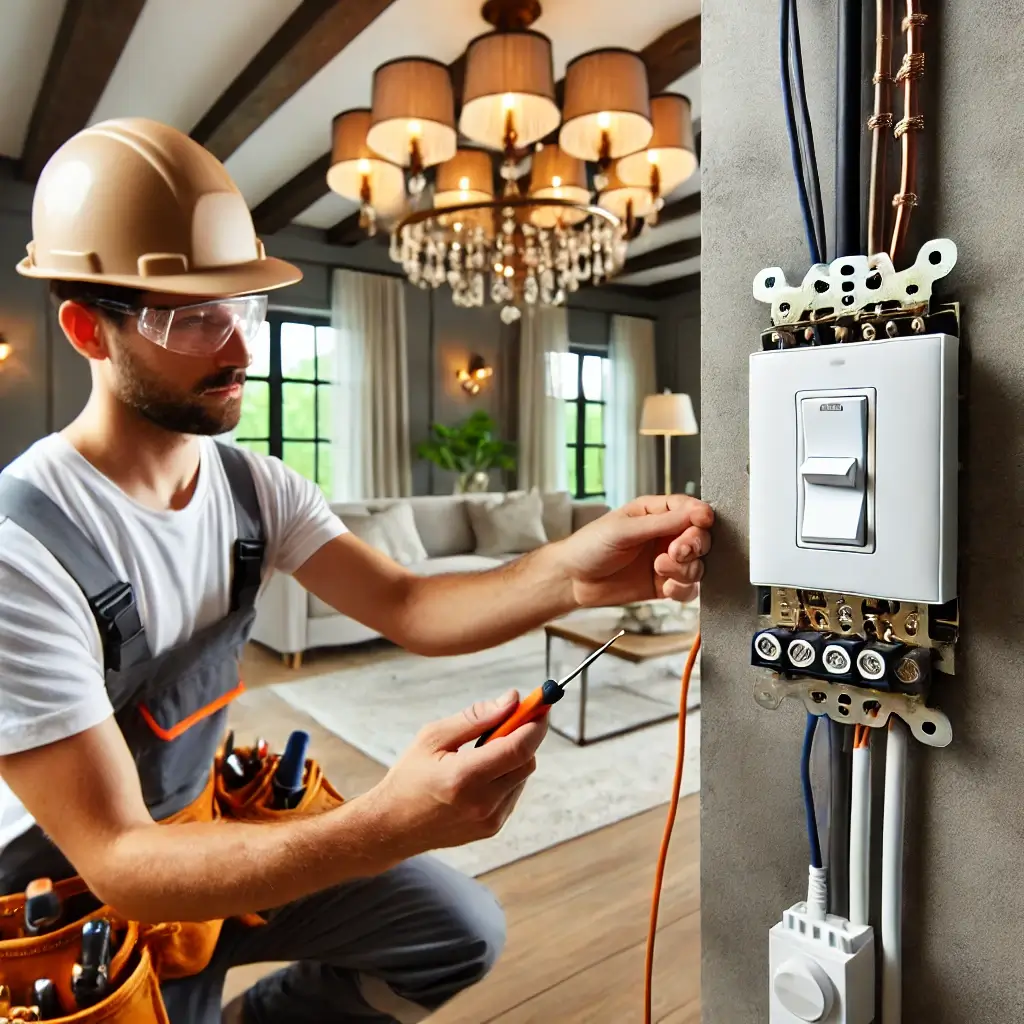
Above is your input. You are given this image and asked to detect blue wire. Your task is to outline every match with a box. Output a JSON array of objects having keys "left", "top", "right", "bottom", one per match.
[
  {"left": 780, "top": 0, "right": 820, "bottom": 266},
  {"left": 802, "top": 712, "right": 823, "bottom": 869}
]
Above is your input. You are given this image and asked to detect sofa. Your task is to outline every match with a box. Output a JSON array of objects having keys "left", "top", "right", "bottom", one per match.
[{"left": 251, "top": 490, "right": 610, "bottom": 665}]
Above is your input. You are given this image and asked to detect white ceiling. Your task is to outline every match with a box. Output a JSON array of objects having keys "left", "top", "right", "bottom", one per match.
[{"left": 0, "top": 0, "right": 701, "bottom": 293}]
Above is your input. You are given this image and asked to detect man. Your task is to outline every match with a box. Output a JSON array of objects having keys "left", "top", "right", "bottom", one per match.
[{"left": 0, "top": 118, "right": 712, "bottom": 1023}]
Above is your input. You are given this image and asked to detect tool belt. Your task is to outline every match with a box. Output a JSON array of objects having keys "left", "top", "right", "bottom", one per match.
[{"left": 0, "top": 744, "right": 344, "bottom": 1021}]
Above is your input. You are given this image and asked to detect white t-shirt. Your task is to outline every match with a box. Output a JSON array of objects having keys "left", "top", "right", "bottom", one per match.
[{"left": 0, "top": 433, "right": 346, "bottom": 848}]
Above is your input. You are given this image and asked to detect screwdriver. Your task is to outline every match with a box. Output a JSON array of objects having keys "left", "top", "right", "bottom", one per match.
[
  {"left": 271, "top": 730, "right": 310, "bottom": 809},
  {"left": 24, "top": 879, "right": 61, "bottom": 936},
  {"left": 71, "top": 919, "right": 111, "bottom": 1009},
  {"left": 31, "top": 980, "right": 61, "bottom": 1020},
  {"left": 476, "top": 630, "right": 625, "bottom": 746}
]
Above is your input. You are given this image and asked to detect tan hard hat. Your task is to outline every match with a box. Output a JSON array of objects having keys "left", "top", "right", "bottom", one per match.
[{"left": 16, "top": 117, "right": 301, "bottom": 297}]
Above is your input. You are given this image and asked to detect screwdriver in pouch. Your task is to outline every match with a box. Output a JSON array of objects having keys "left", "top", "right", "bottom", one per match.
[
  {"left": 271, "top": 730, "right": 310, "bottom": 809},
  {"left": 476, "top": 630, "right": 626, "bottom": 746},
  {"left": 71, "top": 919, "right": 111, "bottom": 1009},
  {"left": 31, "top": 979, "right": 61, "bottom": 1020},
  {"left": 24, "top": 879, "right": 61, "bottom": 936}
]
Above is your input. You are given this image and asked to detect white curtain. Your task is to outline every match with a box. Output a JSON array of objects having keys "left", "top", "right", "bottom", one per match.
[
  {"left": 331, "top": 268, "right": 412, "bottom": 501},
  {"left": 604, "top": 314, "right": 657, "bottom": 507},
  {"left": 517, "top": 305, "right": 570, "bottom": 493}
]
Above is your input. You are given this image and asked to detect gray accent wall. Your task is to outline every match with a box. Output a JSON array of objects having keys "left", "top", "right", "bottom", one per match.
[{"left": 701, "top": 1, "right": 1024, "bottom": 1021}]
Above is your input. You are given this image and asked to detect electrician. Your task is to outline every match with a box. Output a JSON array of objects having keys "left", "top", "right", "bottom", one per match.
[{"left": 0, "top": 118, "right": 713, "bottom": 1024}]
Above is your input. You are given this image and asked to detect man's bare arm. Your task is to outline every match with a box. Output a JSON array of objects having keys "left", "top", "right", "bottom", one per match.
[
  {"left": 293, "top": 533, "right": 576, "bottom": 657},
  {"left": 0, "top": 699, "right": 546, "bottom": 924}
]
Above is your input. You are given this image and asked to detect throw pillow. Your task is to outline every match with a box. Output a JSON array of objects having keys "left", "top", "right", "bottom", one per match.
[
  {"left": 341, "top": 513, "right": 396, "bottom": 560},
  {"left": 468, "top": 489, "right": 549, "bottom": 556},
  {"left": 370, "top": 502, "right": 429, "bottom": 565},
  {"left": 541, "top": 490, "right": 574, "bottom": 541}
]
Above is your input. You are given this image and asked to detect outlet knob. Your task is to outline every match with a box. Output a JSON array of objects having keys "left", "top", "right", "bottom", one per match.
[{"left": 772, "top": 955, "right": 834, "bottom": 1021}]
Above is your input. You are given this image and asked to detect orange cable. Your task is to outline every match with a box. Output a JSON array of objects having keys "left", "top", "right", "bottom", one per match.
[{"left": 644, "top": 630, "right": 701, "bottom": 1024}]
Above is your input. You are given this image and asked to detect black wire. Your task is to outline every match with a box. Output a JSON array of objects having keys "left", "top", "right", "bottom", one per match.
[
  {"left": 802, "top": 714, "right": 823, "bottom": 869},
  {"left": 835, "top": 0, "right": 863, "bottom": 257},
  {"left": 780, "top": 0, "right": 820, "bottom": 266},
  {"left": 788, "top": 0, "right": 828, "bottom": 262},
  {"left": 828, "top": 719, "right": 852, "bottom": 918}
]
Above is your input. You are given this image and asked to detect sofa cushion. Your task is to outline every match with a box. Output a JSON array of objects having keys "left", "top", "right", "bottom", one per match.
[
  {"left": 541, "top": 491, "right": 573, "bottom": 541},
  {"left": 468, "top": 489, "right": 549, "bottom": 557}
]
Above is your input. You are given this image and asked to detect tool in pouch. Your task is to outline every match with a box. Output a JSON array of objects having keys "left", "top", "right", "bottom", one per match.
[{"left": 476, "top": 630, "right": 626, "bottom": 746}]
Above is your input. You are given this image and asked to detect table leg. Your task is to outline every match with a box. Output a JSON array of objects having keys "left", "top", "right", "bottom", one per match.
[{"left": 576, "top": 666, "right": 588, "bottom": 746}]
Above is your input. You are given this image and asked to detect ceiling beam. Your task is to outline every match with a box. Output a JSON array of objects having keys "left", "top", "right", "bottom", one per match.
[
  {"left": 620, "top": 236, "right": 701, "bottom": 277},
  {"left": 20, "top": 0, "right": 146, "bottom": 182},
  {"left": 321, "top": 14, "right": 701, "bottom": 245},
  {"left": 191, "top": 0, "right": 399, "bottom": 161},
  {"left": 615, "top": 271, "right": 700, "bottom": 302},
  {"left": 656, "top": 190, "right": 701, "bottom": 225},
  {"left": 252, "top": 153, "right": 333, "bottom": 235}
]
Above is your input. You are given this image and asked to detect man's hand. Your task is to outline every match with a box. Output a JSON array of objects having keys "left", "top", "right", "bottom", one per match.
[
  {"left": 370, "top": 690, "right": 546, "bottom": 858},
  {"left": 556, "top": 494, "right": 714, "bottom": 607}
]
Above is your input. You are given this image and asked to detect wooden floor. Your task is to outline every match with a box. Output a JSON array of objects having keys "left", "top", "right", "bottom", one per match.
[{"left": 224, "top": 643, "right": 701, "bottom": 1023}]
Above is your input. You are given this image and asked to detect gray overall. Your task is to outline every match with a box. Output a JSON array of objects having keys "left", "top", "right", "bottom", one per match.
[{"left": 0, "top": 443, "right": 505, "bottom": 1023}]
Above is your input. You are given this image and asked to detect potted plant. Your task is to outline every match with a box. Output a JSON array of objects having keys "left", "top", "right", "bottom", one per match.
[{"left": 416, "top": 410, "right": 517, "bottom": 493}]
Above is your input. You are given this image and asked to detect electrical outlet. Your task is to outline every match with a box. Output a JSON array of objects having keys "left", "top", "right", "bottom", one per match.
[{"left": 769, "top": 905, "right": 874, "bottom": 1023}]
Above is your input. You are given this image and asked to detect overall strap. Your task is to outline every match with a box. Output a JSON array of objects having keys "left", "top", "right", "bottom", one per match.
[
  {"left": 213, "top": 443, "right": 266, "bottom": 611},
  {"left": 0, "top": 476, "right": 151, "bottom": 672}
]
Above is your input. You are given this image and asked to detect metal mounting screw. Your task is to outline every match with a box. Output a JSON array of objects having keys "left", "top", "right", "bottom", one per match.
[
  {"left": 885, "top": 320, "right": 899, "bottom": 337},
  {"left": 838, "top": 604, "right": 854, "bottom": 629},
  {"left": 904, "top": 613, "right": 919, "bottom": 636},
  {"left": 834, "top": 325, "right": 849, "bottom": 342},
  {"left": 862, "top": 323, "right": 877, "bottom": 341},
  {"left": 911, "top": 316, "right": 926, "bottom": 333}
]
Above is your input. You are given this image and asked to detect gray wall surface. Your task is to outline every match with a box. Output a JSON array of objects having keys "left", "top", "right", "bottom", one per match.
[
  {"left": 701, "top": 2, "right": 1024, "bottom": 1021},
  {"left": 656, "top": 289, "right": 701, "bottom": 496}
]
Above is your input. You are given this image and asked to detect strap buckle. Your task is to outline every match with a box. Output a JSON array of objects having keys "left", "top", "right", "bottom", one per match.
[
  {"left": 231, "top": 539, "right": 265, "bottom": 611},
  {"left": 90, "top": 582, "right": 146, "bottom": 673}
]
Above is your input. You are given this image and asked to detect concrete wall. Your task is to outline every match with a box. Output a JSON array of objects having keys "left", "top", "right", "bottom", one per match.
[
  {"left": 701, "top": 2, "right": 1024, "bottom": 1021},
  {"left": 656, "top": 288, "right": 701, "bottom": 496}
]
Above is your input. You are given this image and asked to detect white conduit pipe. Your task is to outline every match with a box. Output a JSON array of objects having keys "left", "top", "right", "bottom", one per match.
[
  {"left": 849, "top": 731, "right": 872, "bottom": 927},
  {"left": 881, "top": 717, "right": 907, "bottom": 1024}
]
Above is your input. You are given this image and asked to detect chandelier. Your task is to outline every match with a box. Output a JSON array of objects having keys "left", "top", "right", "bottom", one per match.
[{"left": 325, "top": 0, "right": 697, "bottom": 322}]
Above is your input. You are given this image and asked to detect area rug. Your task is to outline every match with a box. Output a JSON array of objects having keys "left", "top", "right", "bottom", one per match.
[{"left": 269, "top": 613, "right": 701, "bottom": 876}]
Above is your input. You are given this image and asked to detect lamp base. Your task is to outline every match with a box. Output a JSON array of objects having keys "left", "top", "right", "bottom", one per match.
[{"left": 481, "top": 0, "right": 542, "bottom": 30}]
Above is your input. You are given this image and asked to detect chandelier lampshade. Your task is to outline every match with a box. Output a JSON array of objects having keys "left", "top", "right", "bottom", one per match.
[
  {"left": 597, "top": 160, "right": 656, "bottom": 223},
  {"left": 366, "top": 58, "right": 458, "bottom": 173},
  {"left": 459, "top": 29, "right": 561, "bottom": 151},
  {"left": 559, "top": 49, "right": 653, "bottom": 164},
  {"left": 434, "top": 149, "right": 495, "bottom": 206},
  {"left": 326, "top": 109, "right": 405, "bottom": 213},
  {"left": 616, "top": 93, "right": 697, "bottom": 200},
  {"left": 528, "top": 143, "right": 590, "bottom": 226}
]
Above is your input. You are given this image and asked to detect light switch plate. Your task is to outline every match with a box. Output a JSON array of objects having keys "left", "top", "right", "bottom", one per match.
[{"left": 749, "top": 333, "right": 958, "bottom": 603}]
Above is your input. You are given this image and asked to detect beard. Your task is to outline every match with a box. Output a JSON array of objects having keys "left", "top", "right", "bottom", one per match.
[{"left": 110, "top": 344, "right": 246, "bottom": 436}]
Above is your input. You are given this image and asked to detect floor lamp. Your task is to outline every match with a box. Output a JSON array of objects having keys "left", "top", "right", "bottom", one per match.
[{"left": 639, "top": 390, "right": 699, "bottom": 495}]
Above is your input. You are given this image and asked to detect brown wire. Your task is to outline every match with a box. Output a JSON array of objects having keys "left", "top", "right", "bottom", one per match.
[
  {"left": 867, "top": 0, "right": 894, "bottom": 258},
  {"left": 889, "top": 1, "right": 928, "bottom": 265}
]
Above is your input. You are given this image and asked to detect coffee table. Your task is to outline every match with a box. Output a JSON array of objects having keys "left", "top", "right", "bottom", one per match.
[{"left": 544, "top": 616, "right": 698, "bottom": 746}]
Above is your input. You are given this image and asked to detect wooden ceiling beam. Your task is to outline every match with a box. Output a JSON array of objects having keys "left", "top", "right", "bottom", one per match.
[
  {"left": 20, "top": 0, "right": 146, "bottom": 182},
  {"left": 252, "top": 153, "right": 334, "bottom": 235},
  {"left": 614, "top": 271, "right": 700, "bottom": 302},
  {"left": 656, "top": 190, "right": 701, "bottom": 225},
  {"left": 191, "top": 0, "right": 399, "bottom": 161},
  {"left": 620, "top": 236, "right": 701, "bottom": 277}
]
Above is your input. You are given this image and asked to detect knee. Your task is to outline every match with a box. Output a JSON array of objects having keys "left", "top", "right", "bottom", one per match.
[{"left": 453, "top": 880, "right": 507, "bottom": 983}]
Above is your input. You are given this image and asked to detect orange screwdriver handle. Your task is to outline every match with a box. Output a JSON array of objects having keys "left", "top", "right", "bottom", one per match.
[{"left": 475, "top": 680, "right": 564, "bottom": 746}]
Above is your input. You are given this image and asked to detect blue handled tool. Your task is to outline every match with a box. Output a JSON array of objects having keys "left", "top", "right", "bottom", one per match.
[
  {"left": 71, "top": 919, "right": 111, "bottom": 1009},
  {"left": 271, "top": 730, "right": 310, "bottom": 809}
]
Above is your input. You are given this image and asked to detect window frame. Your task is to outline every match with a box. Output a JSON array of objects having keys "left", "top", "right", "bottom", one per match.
[
  {"left": 565, "top": 344, "right": 608, "bottom": 501},
  {"left": 233, "top": 310, "right": 333, "bottom": 488}
]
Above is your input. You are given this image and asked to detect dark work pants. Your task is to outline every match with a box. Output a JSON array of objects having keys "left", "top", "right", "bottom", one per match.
[{"left": 160, "top": 854, "right": 506, "bottom": 1023}]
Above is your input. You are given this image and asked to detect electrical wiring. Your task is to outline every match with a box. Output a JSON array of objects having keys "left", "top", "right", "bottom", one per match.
[
  {"left": 868, "top": 0, "right": 895, "bottom": 257},
  {"left": 801, "top": 712, "right": 823, "bottom": 869},
  {"left": 835, "top": 0, "right": 863, "bottom": 258},
  {"left": 644, "top": 631, "right": 700, "bottom": 1024},
  {"left": 849, "top": 725, "right": 872, "bottom": 927},
  {"left": 779, "top": 0, "right": 823, "bottom": 265},
  {"left": 881, "top": 716, "right": 908, "bottom": 1023}
]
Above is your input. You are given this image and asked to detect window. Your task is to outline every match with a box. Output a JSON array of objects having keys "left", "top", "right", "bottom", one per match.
[
  {"left": 234, "top": 312, "right": 336, "bottom": 495},
  {"left": 561, "top": 347, "right": 608, "bottom": 500}
]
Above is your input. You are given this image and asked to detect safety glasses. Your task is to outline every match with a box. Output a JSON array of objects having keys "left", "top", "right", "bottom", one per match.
[{"left": 91, "top": 294, "right": 268, "bottom": 356}]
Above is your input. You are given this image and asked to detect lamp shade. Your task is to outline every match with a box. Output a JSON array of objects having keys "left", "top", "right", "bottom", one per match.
[
  {"left": 433, "top": 149, "right": 495, "bottom": 207},
  {"left": 616, "top": 93, "right": 698, "bottom": 197},
  {"left": 597, "top": 160, "right": 655, "bottom": 222},
  {"left": 326, "top": 109, "right": 406, "bottom": 212},
  {"left": 459, "top": 30, "right": 561, "bottom": 150},
  {"left": 639, "top": 392, "right": 699, "bottom": 435},
  {"left": 559, "top": 49, "right": 653, "bottom": 163},
  {"left": 528, "top": 143, "right": 590, "bottom": 227},
  {"left": 367, "top": 58, "right": 458, "bottom": 169}
]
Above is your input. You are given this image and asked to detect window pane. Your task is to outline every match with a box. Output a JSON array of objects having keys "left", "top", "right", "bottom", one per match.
[
  {"left": 582, "top": 355, "right": 605, "bottom": 400},
  {"left": 317, "top": 442, "right": 333, "bottom": 494},
  {"left": 283, "top": 441, "right": 316, "bottom": 482},
  {"left": 584, "top": 446, "right": 605, "bottom": 494},
  {"left": 249, "top": 320, "right": 270, "bottom": 377},
  {"left": 236, "top": 380, "right": 269, "bottom": 439},
  {"left": 564, "top": 401, "right": 577, "bottom": 444},
  {"left": 584, "top": 402, "right": 603, "bottom": 445},
  {"left": 566, "top": 445, "right": 578, "bottom": 497},
  {"left": 283, "top": 382, "right": 316, "bottom": 439},
  {"left": 554, "top": 352, "right": 578, "bottom": 400},
  {"left": 280, "top": 322, "right": 317, "bottom": 380},
  {"left": 316, "top": 326, "right": 338, "bottom": 383},
  {"left": 317, "top": 383, "right": 332, "bottom": 439},
  {"left": 236, "top": 439, "right": 269, "bottom": 457}
]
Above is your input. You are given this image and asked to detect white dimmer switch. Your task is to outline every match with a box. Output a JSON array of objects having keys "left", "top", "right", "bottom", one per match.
[{"left": 748, "top": 333, "right": 958, "bottom": 604}]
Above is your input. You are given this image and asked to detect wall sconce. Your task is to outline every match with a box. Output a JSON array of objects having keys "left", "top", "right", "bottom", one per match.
[
  {"left": 457, "top": 354, "right": 493, "bottom": 395},
  {"left": 0, "top": 338, "right": 11, "bottom": 365}
]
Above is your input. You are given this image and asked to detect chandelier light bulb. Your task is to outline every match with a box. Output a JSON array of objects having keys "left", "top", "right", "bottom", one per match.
[
  {"left": 597, "top": 111, "right": 611, "bottom": 130},
  {"left": 551, "top": 175, "right": 562, "bottom": 187},
  {"left": 502, "top": 93, "right": 516, "bottom": 111},
  {"left": 647, "top": 151, "right": 659, "bottom": 165},
  {"left": 407, "top": 119, "right": 422, "bottom": 137}
]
